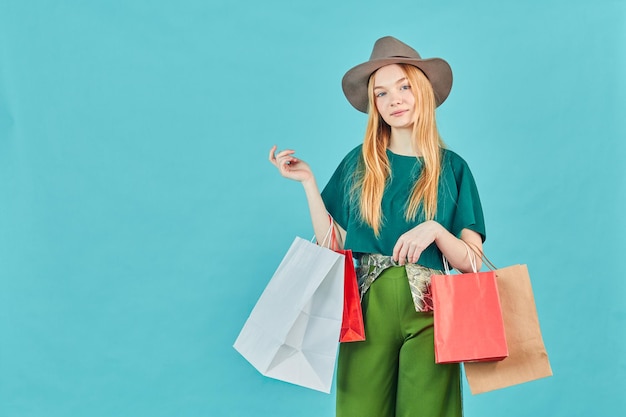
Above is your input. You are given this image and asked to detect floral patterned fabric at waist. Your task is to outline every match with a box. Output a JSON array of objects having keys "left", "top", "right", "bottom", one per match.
[{"left": 356, "top": 254, "right": 442, "bottom": 312}]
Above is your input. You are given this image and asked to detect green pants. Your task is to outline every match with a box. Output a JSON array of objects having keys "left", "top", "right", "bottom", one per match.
[{"left": 336, "top": 266, "right": 462, "bottom": 417}]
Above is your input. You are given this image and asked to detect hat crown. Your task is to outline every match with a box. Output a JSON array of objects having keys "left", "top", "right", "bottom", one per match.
[{"left": 370, "top": 36, "right": 422, "bottom": 60}]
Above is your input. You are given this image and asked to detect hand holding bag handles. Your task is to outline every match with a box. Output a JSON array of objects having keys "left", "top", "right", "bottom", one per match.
[{"left": 431, "top": 243, "right": 509, "bottom": 364}]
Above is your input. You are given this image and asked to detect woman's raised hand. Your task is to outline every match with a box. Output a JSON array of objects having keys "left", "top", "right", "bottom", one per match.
[{"left": 268, "top": 145, "right": 314, "bottom": 183}]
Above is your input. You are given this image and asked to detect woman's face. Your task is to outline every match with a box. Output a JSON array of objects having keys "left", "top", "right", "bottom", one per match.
[{"left": 372, "top": 64, "right": 416, "bottom": 130}]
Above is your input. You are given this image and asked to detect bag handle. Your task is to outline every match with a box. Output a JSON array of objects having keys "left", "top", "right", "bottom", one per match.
[
  {"left": 464, "top": 241, "right": 498, "bottom": 271},
  {"left": 442, "top": 239, "right": 477, "bottom": 275},
  {"left": 313, "top": 215, "right": 335, "bottom": 249},
  {"left": 329, "top": 215, "right": 339, "bottom": 251}
]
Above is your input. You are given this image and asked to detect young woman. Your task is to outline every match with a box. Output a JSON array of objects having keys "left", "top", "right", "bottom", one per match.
[{"left": 269, "top": 36, "right": 486, "bottom": 417}]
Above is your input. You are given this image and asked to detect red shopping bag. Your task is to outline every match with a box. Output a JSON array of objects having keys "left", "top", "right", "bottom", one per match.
[
  {"left": 337, "top": 248, "right": 365, "bottom": 342},
  {"left": 330, "top": 220, "right": 365, "bottom": 343},
  {"left": 431, "top": 255, "right": 508, "bottom": 364}
]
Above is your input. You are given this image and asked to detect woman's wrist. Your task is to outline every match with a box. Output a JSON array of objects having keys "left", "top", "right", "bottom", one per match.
[
  {"left": 301, "top": 177, "right": 318, "bottom": 192},
  {"left": 428, "top": 220, "right": 446, "bottom": 242}
]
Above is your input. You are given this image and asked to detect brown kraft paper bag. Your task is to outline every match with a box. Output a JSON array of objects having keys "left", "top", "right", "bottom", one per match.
[{"left": 464, "top": 264, "right": 553, "bottom": 394}]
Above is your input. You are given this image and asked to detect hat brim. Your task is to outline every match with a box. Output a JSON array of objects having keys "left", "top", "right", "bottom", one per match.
[{"left": 341, "top": 57, "right": 453, "bottom": 113}]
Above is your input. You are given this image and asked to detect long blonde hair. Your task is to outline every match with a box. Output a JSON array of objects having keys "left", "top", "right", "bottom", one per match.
[{"left": 353, "top": 64, "right": 445, "bottom": 236}]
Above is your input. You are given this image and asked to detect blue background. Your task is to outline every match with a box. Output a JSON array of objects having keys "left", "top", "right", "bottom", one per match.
[{"left": 1, "top": 0, "right": 624, "bottom": 416}]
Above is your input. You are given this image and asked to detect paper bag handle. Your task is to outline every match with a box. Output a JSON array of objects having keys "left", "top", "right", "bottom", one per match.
[
  {"left": 442, "top": 240, "right": 477, "bottom": 275},
  {"left": 463, "top": 241, "right": 499, "bottom": 271},
  {"left": 329, "top": 215, "right": 339, "bottom": 251},
  {"left": 313, "top": 215, "right": 335, "bottom": 249}
]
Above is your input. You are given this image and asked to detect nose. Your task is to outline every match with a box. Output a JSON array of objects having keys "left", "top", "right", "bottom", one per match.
[{"left": 389, "top": 91, "right": 402, "bottom": 106}]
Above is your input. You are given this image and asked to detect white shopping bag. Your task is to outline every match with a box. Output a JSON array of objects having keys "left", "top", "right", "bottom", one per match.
[{"left": 233, "top": 236, "right": 345, "bottom": 393}]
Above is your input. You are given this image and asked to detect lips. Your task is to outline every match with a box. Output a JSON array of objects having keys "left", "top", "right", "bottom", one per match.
[{"left": 390, "top": 110, "right": 408, "bottom": 117}]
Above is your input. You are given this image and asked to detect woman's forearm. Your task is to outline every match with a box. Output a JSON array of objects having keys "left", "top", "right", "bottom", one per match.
[
  {"left": 434, "top": 227, "right": 483, "bottom": 272},
  {"left": 301, "top": 178, "right": 339, "bottom": 248}
]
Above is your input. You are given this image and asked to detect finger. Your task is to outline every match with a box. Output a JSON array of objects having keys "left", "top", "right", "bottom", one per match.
[
  {"left": 273, "top": 151, "right": 296, "bottom": 170},
  {"left": 275, "top": 149, "right": 296, "bottom": 160},
  {"left": 408, "top": 242, "right": 423, "bottom": 264},
  {"left": 406, "top": 245, "right": 416, "bottom": 264},
  {"left": 268, "top": 145, "right": 277, "bottom": 159},
  {"left": 409, "top": 247, "right": 423, "bottom": 264},
  {"left": 278, "top": 156, "right": 298, "bottom": 170},
  {"left": 393, "top": 234, "right": 408, "bottom": 261},
  {"left": 268, "top": 145, "right": 279, "bottom": 167},
  {"left": 392, "top": 240, "right": 402, "bottom": 263},
  {"left": 396, "top": 243, "right": 409, "bottom": 266}
]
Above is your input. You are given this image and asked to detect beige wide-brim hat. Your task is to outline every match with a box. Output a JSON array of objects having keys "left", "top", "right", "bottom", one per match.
[{"left": 342, "top": 36, "right": 453, "bottom": 113}]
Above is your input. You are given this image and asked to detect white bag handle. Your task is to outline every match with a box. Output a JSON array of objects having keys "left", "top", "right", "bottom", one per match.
[
  {"left": 442, "top": 239, "right": 477, "bottom": 275},
  {"left": 312, "top": 215, "right": 335, "bottom": 249}
]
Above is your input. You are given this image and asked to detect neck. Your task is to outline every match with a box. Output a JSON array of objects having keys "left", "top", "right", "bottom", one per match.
[{"left": 388, "top": 127, "right": 420, "bottom": 156}]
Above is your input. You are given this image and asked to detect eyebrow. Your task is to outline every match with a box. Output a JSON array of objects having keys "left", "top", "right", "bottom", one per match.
[{"left": 374, "top": 77, "right": 408, "bottom": 90}]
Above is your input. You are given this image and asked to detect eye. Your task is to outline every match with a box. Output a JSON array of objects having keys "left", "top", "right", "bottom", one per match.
[
  {"left": 375, "top": 91, "right": 386, "bottom": 98},
  {"left": 401, "top": 84, "right": 411, "bottom": 91}
]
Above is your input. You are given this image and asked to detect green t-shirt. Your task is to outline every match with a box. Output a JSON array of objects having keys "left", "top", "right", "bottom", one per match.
[{"left": 321, "top": 145, "right": 486, "bottom": 271}]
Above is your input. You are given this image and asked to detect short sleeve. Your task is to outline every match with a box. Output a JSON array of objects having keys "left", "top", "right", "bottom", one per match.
[
  {"left": 449, "top": 154, "right": 486, "bottom": 241},
  {"left": 321, "top": 146, "right": 361, "bottom": 230}
]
